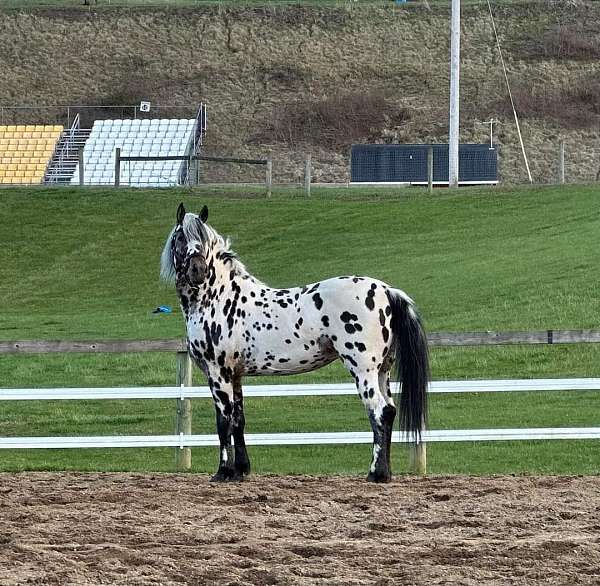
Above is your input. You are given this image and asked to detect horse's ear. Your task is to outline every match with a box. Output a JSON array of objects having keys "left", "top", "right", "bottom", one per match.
[
  {"left": 199, "top": 205, "right": 208, "bottom": 223},
  {"left": 177, "top": 203, "right": 186, "bottom": 224}
]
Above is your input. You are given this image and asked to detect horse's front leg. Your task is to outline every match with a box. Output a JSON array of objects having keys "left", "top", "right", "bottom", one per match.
[
  {"left": 232, "top": 376, "right": 250, "bottom": 478},
  {"left": 209, "top": 379, "right": 237, "bottom": 482}
]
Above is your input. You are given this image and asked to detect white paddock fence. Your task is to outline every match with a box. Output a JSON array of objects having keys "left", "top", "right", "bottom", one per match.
[
  {"left": 1, "top": 378, "right": 599, "bottom": 474},
  {"left": 3, "top": 331, "right": 600, "bottom": 474}
]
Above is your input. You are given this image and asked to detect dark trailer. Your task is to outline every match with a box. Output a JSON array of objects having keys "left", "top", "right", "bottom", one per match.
[{"left": 351, "top": 144, "right": 497, "bottom": 185}]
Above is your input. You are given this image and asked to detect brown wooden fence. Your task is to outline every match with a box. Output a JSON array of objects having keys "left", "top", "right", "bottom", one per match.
[{"left": 1, "top": 330, "right": 600, "bottom": 354}]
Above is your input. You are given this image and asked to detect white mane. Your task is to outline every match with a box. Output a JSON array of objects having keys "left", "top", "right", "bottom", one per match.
[
  {"left": 159, "top": 213, "right": 248, "bottom": 283},
  {"left": 159, "top": 225, "right": 177, "bottom": 283}
]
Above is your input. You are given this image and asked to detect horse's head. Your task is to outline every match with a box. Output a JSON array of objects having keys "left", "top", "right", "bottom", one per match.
[{"left": 160, "top": 203, "right": 210, "bottom": 287}]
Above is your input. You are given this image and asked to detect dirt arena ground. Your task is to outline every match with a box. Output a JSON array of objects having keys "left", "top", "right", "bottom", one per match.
[{"left": 0, "top": 473, "right": 599, "bottom": 585}]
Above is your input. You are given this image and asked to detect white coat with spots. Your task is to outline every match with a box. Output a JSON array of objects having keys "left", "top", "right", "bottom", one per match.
[{"left": 160, "top": 204, "right": 429, "bottom": 482}]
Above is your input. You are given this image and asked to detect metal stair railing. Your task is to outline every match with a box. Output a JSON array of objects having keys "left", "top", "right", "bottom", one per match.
[{"left": 45, "top": 115, "right": 91, "bottom": 183}]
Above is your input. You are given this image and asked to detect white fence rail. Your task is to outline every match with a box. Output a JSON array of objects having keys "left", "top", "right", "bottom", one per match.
[
  {"left": 2, "top": 429, "right": 600, "bottom": 451},
  {"left": 3, "top": 378, "right": 600, "bottom": 401},
  {"left": 1, "top": 379, "right": 600, "bottom": 451}
]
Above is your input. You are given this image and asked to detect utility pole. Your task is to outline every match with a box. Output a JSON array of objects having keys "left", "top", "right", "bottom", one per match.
[
  {"left": 449, "top": 0, "right": 460, "bottom": 187},
  {"left": 486, "top": 118, "right": 497, "bottom": 149}
]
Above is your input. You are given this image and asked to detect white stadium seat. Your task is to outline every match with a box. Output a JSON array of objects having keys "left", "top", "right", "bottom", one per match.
[{"left": 73, "top": 117, "right": 196, "bottom": 186}]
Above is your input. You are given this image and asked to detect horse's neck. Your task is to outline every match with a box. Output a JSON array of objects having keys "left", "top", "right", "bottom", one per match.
[{"left": 206, "top": 248, "right": 264, "bottom": 296}]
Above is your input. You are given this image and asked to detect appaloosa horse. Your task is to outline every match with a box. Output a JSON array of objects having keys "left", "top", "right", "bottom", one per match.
[{"left": 161, "top": 204, "right": 429, "bottom": 482}]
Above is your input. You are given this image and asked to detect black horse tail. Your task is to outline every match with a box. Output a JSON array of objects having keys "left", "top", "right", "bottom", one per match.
[{"left": 386, "top": 289, "right": 430, "bottom": 441}]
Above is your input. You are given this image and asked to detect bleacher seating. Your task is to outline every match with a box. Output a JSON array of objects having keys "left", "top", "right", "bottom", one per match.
[
  {"left": 0, "top": 125, "right": 62, "bottom": 184},
  {"left": 72, "top": 119, "right": 196, "bottom": 186}
]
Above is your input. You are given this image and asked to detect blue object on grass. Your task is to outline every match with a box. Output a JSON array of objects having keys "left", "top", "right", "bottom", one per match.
[{"left": 152, "top": 305, "right": 172, "bottom": 314}]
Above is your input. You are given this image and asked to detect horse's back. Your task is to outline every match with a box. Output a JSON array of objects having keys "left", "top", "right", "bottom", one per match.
[{"left": 301, "top": 275, "right": 403, "bottom": 352}]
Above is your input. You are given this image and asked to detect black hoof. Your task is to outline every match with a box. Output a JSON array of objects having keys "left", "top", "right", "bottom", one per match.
[
  {"left": 367, "top": 471, "right": 392, "bottom": 483},
  {"left": 210, "top": 468, "right": 240, "bottom": 482}
]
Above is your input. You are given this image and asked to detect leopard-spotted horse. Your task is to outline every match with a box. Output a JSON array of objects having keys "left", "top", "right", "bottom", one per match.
[{"left": 160, "top": 204, "right": 429, "bottom": 482}]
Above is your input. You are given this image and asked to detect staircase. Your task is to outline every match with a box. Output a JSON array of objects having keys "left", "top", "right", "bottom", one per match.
[{"left": 45, "top": 123, "right": 91, "bottom": 184}]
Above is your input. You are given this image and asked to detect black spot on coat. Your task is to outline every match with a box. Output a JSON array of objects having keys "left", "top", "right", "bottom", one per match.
[{"left": 312, "top": 293, "right": 323, "bottom": 310}]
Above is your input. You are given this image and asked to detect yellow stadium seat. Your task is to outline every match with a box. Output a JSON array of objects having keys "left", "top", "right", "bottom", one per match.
[
  {"left": 5, "top": 125, "right": 16, "bottom": 132},
  {"left": 22, "top": 132, "right": 32, "bottom": 139},
  {"left": 0, "top": 170, "right": 5, "bottom": 177},
  {"left": 7, "top": 163, "right": 17, "bottom": 171},
  {"left": 52, "top": 125, "right": 63, "bottom": 132},
  {"left": 25, "top": 163, "right": 36, "bottom": 171},
  {"left": 0, "top": 138, "right": 8, "bottom": 146},
  {"left": 25, "top": 125, "right": 35, "bottom": 132},
  {"left": 4, "top": 132, "right": 14, "bottom": 140},
  {"left": 11, "top": 177, "right": 21, "bottom": 184},
  {"left": 15, "top": 170, "right": 25, "bottom": 178},
  {"left": 5, "top": 170, "right": 14, "bottom": 177},
  {"left": 36, "top": 164, "right": 46, "bottom": 171},
  {"left": 15, "top": 125, "right": 25, "bottom": 132},
  {"left": 34, "top": 125, "right": 44, "bottom": 132}
]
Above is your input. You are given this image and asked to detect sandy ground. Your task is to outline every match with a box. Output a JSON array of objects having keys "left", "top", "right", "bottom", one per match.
[{"left": 0, "top": 473, "right": 599, "bottom": 585}]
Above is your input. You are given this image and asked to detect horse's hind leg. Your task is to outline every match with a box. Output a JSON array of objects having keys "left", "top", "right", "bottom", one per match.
[
  {"left": 349, "top": 365, "right": 396, "bottom": 482},
  {"left": 378, "top": 369, "right": 397, "bottom": 477},
  {"left": 232, "top": 377, "right": 250, "bottom": 478}
]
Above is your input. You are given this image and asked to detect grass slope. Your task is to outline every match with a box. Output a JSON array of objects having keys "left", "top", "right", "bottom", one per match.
[
  {"left": 2, "top": 184, "right": 599, "bottom": 338},
  {"left": 1, "top": 185, "right": 599, "bottom": 475}
]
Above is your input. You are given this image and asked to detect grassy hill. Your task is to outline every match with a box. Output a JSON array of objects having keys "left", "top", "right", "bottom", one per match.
[
  {"left": 2, "top": 183, "right": 600, "bottom": 382},
  {"left": 1, "top": 2, "right": 600, "bottom": 183}
]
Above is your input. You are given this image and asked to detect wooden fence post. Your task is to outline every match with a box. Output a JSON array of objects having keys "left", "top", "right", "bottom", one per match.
[
  {"left": 427, "top": 146, "right": 433, "bottom": 194},
  {"left": 266, "top": 158, "right": 272, "bottom": 198},
  {"left": 304, "top": 155, "right": 311, "bottom": 197},
  {"left": 78, "top": 147, "right": 85, "bottom": 186},
  {"left": 175, "top": 351, "right": 193, "bottom": 471},
  {"left": 408, "top": 438, "right": 427, "bottom": 475},
  {"left": 114, "top": 147, "right": 121, "bottom": 187},
  {"left": 559, "top": 141, "right": 565, "bottom": 184}
]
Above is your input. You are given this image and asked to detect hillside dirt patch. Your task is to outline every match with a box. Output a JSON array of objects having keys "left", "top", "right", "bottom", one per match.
[
  {"left": 1, "top": 473, "right": 599, "bottom": 585},
  {"left": 3, "top": 5, "right": 600, "bottom": 183}
]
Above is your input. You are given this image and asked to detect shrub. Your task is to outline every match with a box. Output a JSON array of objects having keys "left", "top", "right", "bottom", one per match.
[
  {"left": 492, "top": 77, "right": 600, "bottom": 128},
  {"left": 541, "top": 25, "right": 600, "bottom": 59},
  {"left": 256, "top": 92, "right": 410, "bottom": 149}
]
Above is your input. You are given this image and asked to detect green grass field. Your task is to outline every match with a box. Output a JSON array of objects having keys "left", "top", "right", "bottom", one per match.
[{"left": 1, "top": 184, "right": 599, "bottom": 475}]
